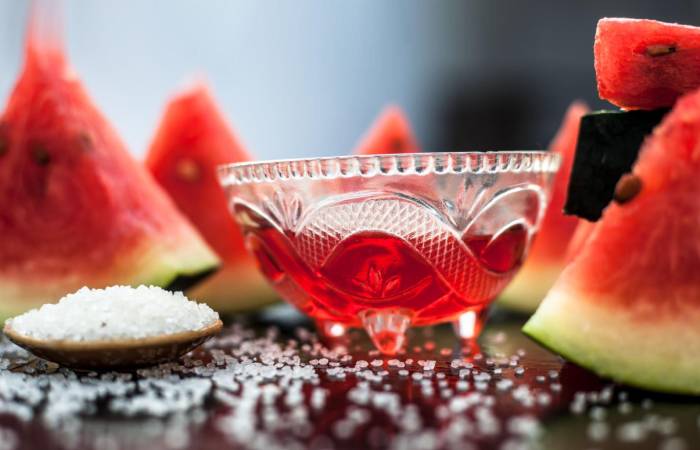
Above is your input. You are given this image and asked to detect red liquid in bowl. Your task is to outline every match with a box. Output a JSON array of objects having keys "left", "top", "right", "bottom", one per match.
[{"left": 236, "top": 203, "right": 526, "bottom": 331}]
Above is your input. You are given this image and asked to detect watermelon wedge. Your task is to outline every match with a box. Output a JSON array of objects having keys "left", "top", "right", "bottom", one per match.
[
  {"left": 524, "top": 87, "right": 700, "bottom": 394},
  {"left": 353, "top": 106, "right": 420, "bottom": 155},
  {"left": 0, "top": 18, "right": 219, "bottom": 319},
  {"left": 595, "top": 18, "right": 700, "bottom": 109},
  {"left": 145, "top": 84, "right": 275, "bottom": 311},
  {"left": 498, "top": 102, "right": 588, "bottom": 312}
]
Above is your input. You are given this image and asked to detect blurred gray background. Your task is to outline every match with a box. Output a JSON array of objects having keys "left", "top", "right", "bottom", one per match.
[{"left": 0, "top": 0, "right": 698, "bottom": 159}]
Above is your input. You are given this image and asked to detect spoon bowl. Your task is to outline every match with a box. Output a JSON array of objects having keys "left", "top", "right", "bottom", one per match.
[{"left": 3, "top": 320, "right": 223, "bottom": 370}]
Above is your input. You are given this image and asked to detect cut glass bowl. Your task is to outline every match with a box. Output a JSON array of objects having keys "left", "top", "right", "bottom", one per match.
[{"left": 219, "top": 152, "right": 560, "bottom": 354}]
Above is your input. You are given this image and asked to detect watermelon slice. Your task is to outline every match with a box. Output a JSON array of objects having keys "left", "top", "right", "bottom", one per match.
[
  {"left": 353, "top": 106, "right": 420, "bottom": 155},
  {"left": 0, "top": 19, "right": 219, "bottom": 319},
  {"left": 145, "top": 84, "right": 275, "bottom": 311},
  {"left": 524, "top": 87, "right": 700, "bottom": 394},
  {"left": 595, "top": 18, "right": 700, "bottom": 109},
  {"left": 498, "top": 102, "right": 588, "bottom": 312}
]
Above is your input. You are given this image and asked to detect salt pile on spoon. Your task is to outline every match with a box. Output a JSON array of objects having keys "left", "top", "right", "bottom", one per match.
[{"left": 6, "top": 285, "right": 219, "bottom": 341}]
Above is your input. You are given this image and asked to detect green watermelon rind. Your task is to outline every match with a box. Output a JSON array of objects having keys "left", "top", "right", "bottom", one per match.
[
  {"left": 498, "top": 264, "right": 562, "bottom": 313},
  {"left": 185, "top": 264, "right": 279, "bottom": 313},
  {"left": 523, "top": 287, "right": 700, "bottom": 395},
  {"left": 0, "top": 234, "right": 219, "bottom": 323}
]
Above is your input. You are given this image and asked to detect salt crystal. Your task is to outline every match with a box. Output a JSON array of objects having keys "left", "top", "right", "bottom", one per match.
[
  {"left": 587, "top": 422, "right": 610, "bottom": 442},
  {"left": 0, "top": 427, "right": 18, "bottom": 450},
  {"left": 660, "top": 437, "right": 688, "bottom": 450},
  {"left": 507, "top": 415, "right": 541, "bottom": 437},
  {"left": 7, "top": 286, "right": 218, "bottom": 341},
  {"left": 657, "top": 417, "right": 679, "bottom": 436},
  {"left": 310, "top": 388, "right": 327, "bottom": 410},
  {"left": 536, "top": 393, "right": 551, "bottom": 406},
  {"left": 456, "top": 380, "right": 469, "bottom": 392},
  {"left": 495, "top": 379, "right": 513, "bottom": 391},
  {"left": 589, "top": 406, "right": 606, "bottom": 421},
  {"left": 618, "top": 402, "right": 633, "bottom": 414},
  {"left": 616, "top": 421, "right": 647, "bottom": 442},
  {"left": 423, "top": 360, "right": 436, "bottom": 370}
]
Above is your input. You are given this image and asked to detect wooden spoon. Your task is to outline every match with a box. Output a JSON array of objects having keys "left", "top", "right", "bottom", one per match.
[{"left": 2, "top": 320, "right": 223, "bottom": 370}]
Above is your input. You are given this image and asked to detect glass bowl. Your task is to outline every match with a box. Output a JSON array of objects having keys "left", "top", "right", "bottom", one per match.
[{"left": 219, "top": 152, "right": 560, "bottom": 354}]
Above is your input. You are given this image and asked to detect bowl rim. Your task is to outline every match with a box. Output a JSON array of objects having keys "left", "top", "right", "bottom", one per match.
[{"left": 218, "top": 151, "right": 560, "bottom": 186}]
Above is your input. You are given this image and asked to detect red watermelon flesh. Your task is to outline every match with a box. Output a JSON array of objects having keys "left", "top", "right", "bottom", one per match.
[
  {"left": 145, "top": 84, "right": 274, "bottom": 311},
  {"left": 499, "top": 102, "right": 588, "bottom": 312},
  {"left": 524, "top": 87, "right": 700, "bottom": 394},
  {"left": 564, "top": 220, "right": 595, "bottom": 264},
  {"left": 353, "top": 106, "right": 420, "bottom": 155},
  {"left": 0, "top": 23, "right": 219, "bottom": 318},
  {"left": 595, "top": 18, "right": 700, "bottom": 109}
]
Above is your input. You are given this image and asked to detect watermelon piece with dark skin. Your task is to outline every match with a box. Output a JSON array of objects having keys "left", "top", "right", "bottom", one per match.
[
  {"left": 0, "top": 21, "right": 219, "bottom": 319},
  {"left": 524, "top": 86, "right": 700, "bottom": 394},
  {"left": 353, "top": 106, "right": 420, "bottom": 155},
  {"left": 564, "top": 109, "right": 667, "bottom": 221},
  {"left": 498, "top": 102, "right": 587, "bottom": 312},
  {"left": 145, "top": 84, "right": 275, "bottom": 311},
  {"left": 595, "top": 18, "right": 700, "bottom": 109}
]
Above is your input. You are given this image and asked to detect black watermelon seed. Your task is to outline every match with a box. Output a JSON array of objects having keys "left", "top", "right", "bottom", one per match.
[
  {"left": 614, "top": 174, "right": 643, "bottom": 204},
  {"left": 31, "top": 145, "right": 51, "bottom": 166},
  {"left": 646, "top": 44, "right": 676, "bottom": 57}
]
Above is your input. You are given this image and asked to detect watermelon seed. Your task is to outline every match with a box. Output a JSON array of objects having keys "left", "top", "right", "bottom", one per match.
[
  {"left": 176, "top": 158, "right": 201, "bottom": 182},
  {"left": 391, "top": 138, "right": 404, "bottom": 152},
  {"left": 614, "top": 173, "right": 642, "bottom": 204},
  {"left": 646, "top": 44, "right": 676, "bottom": 57},
  {"left": 76, "top": 131, "right": 93, "bottom": 152},
  {"left": 31, "top": 145, "right": 50, "bottom": 166}
]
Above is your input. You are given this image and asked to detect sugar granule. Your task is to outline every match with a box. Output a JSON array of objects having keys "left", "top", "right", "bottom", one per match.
[{"left": 7, "top": 285, "right": 219, "bottom": 341}]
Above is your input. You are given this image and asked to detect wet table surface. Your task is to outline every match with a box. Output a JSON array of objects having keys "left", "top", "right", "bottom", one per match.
[{"left": 0, "top": 306, "right": 697, "bottom": 450}]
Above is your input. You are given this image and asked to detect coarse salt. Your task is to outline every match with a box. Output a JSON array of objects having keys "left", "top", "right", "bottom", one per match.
[{"left": 6, "top": 285, "right": 219, "bottom": 341}]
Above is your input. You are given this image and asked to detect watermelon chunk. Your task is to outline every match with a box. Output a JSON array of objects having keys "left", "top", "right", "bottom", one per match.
[
  {"left": 0, "top": 21, "right": 219, "bottom": 319},
  {"left": 498, "top": 102, "right": 588, "bottom": 312},
  {"left": 595, "top": 18, "right": 700, "bottom": 109},
  {"left": 524, "top": 87, "right": 700, "bottom": 394},
  {"left": 145, "top": 84, "right": 275, "bottom": 311},
  {"left": 353, "top": 106, "right": 420, "bottom": 155}
]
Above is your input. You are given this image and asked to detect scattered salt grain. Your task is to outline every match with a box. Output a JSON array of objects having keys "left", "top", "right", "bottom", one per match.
[
  {"left": 7, "top": 286, "right": 219, "bottom": 341},
  {"left": 587, "top": 421, "right": 610, "bottom": 442},
  {"left": 660, "top": 437, "right": 688, "bottom": 450},
  {"left": 616, "top": 421, "right": 647, "bottom": 442}
]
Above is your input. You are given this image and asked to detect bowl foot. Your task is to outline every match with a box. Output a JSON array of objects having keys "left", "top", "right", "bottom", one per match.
[
  {"left": 452, "top": 307, "right": 487, "bottom": 351},
  {"left": 360, "top": 309, "right": 411, "bottom": 356}
]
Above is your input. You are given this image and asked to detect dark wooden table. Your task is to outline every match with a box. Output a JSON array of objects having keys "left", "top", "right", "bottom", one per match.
[{"left": 0, "top": 306, "right": 697, "bottom": 450}]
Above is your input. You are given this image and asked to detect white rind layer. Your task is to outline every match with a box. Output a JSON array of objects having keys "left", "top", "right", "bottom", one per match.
[
  {"left": 498, "top": 264, "right": 562, "bottom": 312},
  {"left": 524, "top": 284, "right": 700, "bottom": 395}
]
